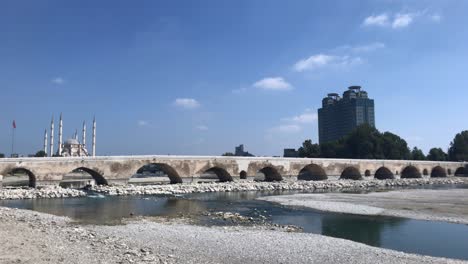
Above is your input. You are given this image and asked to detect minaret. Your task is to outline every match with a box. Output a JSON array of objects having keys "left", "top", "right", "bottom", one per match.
[
  {"left": 43, "top": 129, "right": 48, "bottom": 156},
  {"left": 49, "top": 116, "right": 54, "bottom": 157},
  {"left": 82, "top": 121, "right": 86, "bottom": 147},
  {"left": 92, "top": 116, "right": 96, "bottom": 157},
  {"left": 74, "top": 129, "right": 78, "bottom": 140},
  {"left": 58, "top": 113, "right": 63, "bottom": 156}
]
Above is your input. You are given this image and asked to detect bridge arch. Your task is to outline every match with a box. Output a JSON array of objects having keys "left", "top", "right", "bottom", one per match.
[
  {"left": 422, "top": 168, "right": 429, "bottom": 176},
  {"left": 430, "top": 166, "right": 447, "bottom": 178},
  {"left": 257, "top": 166, "right": 282, "bottom": 182},
  {"left": 364, "top": 170, "right": 371, "bottom": 177},
  {"left": 75, "top": 167, "right": 108, "bottom": 185},
  {"left": 455, "top": 167, "right": 466, "bottom": 177},
  {"left": 340, "top": 167, "right": 362, "bottom": 180},
  {"left": 132, "top": 163, "right": 182, "bottom": 184},
  {"left": 298, "top": 164, "right": 327, "bottom": 181},
  {"left": 401, "top": 165, "right": 422, "bottom": 179},
  {"left": 448, "top": 169, "right": 452, "bottom": 175},
  {"left": 201, "top": 167, "right": 233, "bottom": 182},
  {"left": 374, "top": 167, "right": 394, "bottom": 180},
  {"left": 4, "top": 168, "right": 36, "bottom": 188},
  {"left": 239, "top": 170, "right": 247, "bottom": 179}
]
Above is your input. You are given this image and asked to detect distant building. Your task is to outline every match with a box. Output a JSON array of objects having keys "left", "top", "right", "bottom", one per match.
[
  {"left": 318, "top": 86, "right": 375, "bottom": 143},
  {"left": 283, "top": 148, "right": 298, "bottom": 158},
  {"left": 234, "top": 144, "right": 254, "bottom": 157},
  {"left": 44, "top": 114, "right": 96, "bottom": 157}
]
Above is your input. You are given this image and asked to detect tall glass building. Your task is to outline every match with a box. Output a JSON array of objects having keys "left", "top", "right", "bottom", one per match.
[{"left": 318, "top": 86, "right": 375, "bottom": 143}]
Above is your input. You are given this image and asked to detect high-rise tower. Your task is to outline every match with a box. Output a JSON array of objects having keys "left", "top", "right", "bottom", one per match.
[{"left": 318, "top": 86, "right": 375, "bottom": 144}]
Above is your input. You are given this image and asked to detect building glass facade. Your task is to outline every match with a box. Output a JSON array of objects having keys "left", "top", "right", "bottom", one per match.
[{"left": 318, "top": 86, "right": 375, "bottom": 143}]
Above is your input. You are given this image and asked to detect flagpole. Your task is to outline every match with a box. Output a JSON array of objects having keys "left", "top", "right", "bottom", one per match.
[
  {"left": 11, "top": 126, "right": 15, "bottom": 157},
  {"left": 11, "top": 120, "right": 16, "bottom": 157}
]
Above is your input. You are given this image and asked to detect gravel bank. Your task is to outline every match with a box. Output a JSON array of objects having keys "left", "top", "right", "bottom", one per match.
[
  {"left": 94, "top": 219, "right": 468, "bottom": 264},
  {"left": 261, "top": 188, "right": 468, "bottom": 224},
  {"left": 0, "top": 207, "right": 173, "bottom": 264},
  {"left": 1, "top": 205, "right": 467, "bottom": 263},
  {"left": 1, "top": 177, "right": 466, "bottom": 200},
  {"left": 91, "top": 177, "right": 468, "bottom": 196},
  {"left": 0, "top": 186, "right": 86, "bottom": 200}
]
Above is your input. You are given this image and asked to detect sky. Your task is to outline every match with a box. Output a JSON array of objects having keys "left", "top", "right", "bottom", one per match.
[{"left": 1, "top": 0, "right": 468, "bottom": 157}]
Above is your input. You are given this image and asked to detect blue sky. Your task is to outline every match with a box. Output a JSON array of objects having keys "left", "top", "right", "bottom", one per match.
[{"left": 1, "top": 0, "right": 467, "bottom": 156}]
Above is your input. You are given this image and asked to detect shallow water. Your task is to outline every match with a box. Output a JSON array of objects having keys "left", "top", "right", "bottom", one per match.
[{"left": 1, "top": 184, "right": 468, "bottom": 260}]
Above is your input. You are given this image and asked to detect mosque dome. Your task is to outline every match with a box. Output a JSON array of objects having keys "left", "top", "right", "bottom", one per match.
[{"left": 65, "top": 138, "right": 80, "bottom": 145}]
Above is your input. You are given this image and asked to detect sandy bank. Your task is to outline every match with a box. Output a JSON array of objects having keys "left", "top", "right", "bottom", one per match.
[
  {"left": 261, "top": 188, "right": 468, "bottom": 224},
  {"left": 1, "top": 206, "right": 467, "bottom": 264}
]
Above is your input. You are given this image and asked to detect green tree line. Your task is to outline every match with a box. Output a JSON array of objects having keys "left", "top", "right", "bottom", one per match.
[{"left": 298, "top": 125, "right": 468, "bottom": 161}]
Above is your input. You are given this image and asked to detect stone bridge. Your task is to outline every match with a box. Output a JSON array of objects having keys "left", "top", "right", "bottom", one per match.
[{"left": 0, "top": 155, "right": 467, "bottom": 187}]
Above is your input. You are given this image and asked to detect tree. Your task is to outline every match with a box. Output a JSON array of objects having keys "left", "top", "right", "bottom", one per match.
[
  {"left": 320, "top": 141, "right": 341, "bottom": 158},
  {"left": 298, "top": 139, "right": 321, "bottom": 158},
  {"left": 341, "top": 124, "right": 384, "bottom": 159},
  {"left": 448, "top": 131, "right": 468, "bottom": 161},
  {"left": 426, "top": 148, "right": 447, "bottom": 161},
  {"left": 221, "top": 152, "right": 234, "bottom": 156},
  {"left": 35, "top": 150, "right": 47, "bottom": 157},
  {"left": 0, "top": 153, "right": 4, "bottom": 158},
  {"left": 381, "top": 132, "right": 411, "bottom": 160},
  {"left": 410, "top": 147, "right": 426, "bottom": 160}
]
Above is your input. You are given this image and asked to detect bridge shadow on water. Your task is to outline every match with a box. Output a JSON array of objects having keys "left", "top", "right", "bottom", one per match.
[{"left": 1, "top": 188, "right": 468, "bottom": 261}]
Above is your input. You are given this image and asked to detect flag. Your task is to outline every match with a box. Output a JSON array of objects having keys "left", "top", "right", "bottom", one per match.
[{"left": 12, "top": 120, "right": 16, "bottom": 129}]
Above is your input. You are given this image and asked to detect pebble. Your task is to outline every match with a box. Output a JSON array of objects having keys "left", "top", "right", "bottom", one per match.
[
  {"left": 0, "top": 186, "right": 86, "bottom": 200},
  {"left": 91, "top": 178, "right": 467, "bottom": 197},
  {"left": 0, "top": 178, "right": 466, "bottom": 200}
]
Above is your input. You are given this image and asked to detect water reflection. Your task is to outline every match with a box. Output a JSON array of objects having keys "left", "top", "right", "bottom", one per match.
[{"left": 320, "top": 214, "right": 406, "bottom": 247}]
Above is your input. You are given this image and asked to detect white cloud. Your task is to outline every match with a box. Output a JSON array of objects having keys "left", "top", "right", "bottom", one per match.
[
  {"left": 232, "top": 87, "right": 248, "bottom": 94},
  {"left": 293, "top": 54, "right": 362, "bottom": 72},
  {"left": 196, "top": 125, "right": 208, "bottom": 131},
  {"left": 363, "top": 14, "right": 389, "bottom": 27},
  {"left": 137, "top": 120, "right": 149, "bottom": 126},
  {"left": 269, "top": 124, "right": 301, "bottom": 133},
  {"left": 253, "top": 77, "right": 293, "bottom": 91},
  {"left": 270, "top": 109, "right": 318, "bottom": 137},
  {"left": 174, "top": 98, "right": 200, "bottom": 109},
  {"left": 351, "top": 42, "right": 386, "bottom": 53},
  {"left": 430, "top": 14, "right": 442, "bottom": 22},
  {"left": 51, "top": 77, "right": 65, "bottom": 85},
  {"left": 292, "top": 112, "right": 318, "bottom": 124},
  {"left": 282, "top": 112, "right": 318, "bottom": 124},
  {"left": 363, "top": 11, "right": 439, "bottom": 29},
  {"left": 392, "top": 13, "right": 415, "bottom": 28}
]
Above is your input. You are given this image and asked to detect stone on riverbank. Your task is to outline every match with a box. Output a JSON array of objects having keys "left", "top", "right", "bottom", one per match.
[{"left": 91, "top": 177, "right": 468, "bottom": 197}]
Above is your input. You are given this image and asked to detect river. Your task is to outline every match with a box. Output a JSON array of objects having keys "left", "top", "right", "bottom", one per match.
[{"left": 1, "top": 184, "right": 468, "bottom": 261}]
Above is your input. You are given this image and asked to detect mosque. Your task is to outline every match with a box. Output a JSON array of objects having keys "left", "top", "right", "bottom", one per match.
[{"left": 43, "top": 114, "right": 96, "bottom": 157}]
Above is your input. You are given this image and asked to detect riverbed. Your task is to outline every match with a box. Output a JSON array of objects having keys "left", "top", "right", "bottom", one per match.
[
  {"left": 0, "top": 207, "right": 466, "bottom": 264},
  {"left": 2, "top": 183, "right": 468, "bottom": 261}
]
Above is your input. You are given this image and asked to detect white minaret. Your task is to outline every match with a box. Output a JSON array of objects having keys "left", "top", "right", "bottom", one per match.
[
  {"left": 49, "top": 116, "right": 54, "bottom": 157},
  {"left": 58, "top": 113, "right": 63, "bottom": 156},
  {"left": 82, "top": 121, "right": 86, "bottom": 147},
  {"left": 43, "top": 129, "right": 48, "bottom": 156},
  {"left": 92, "top": 116, "right": 96, "bottom": 157}
]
